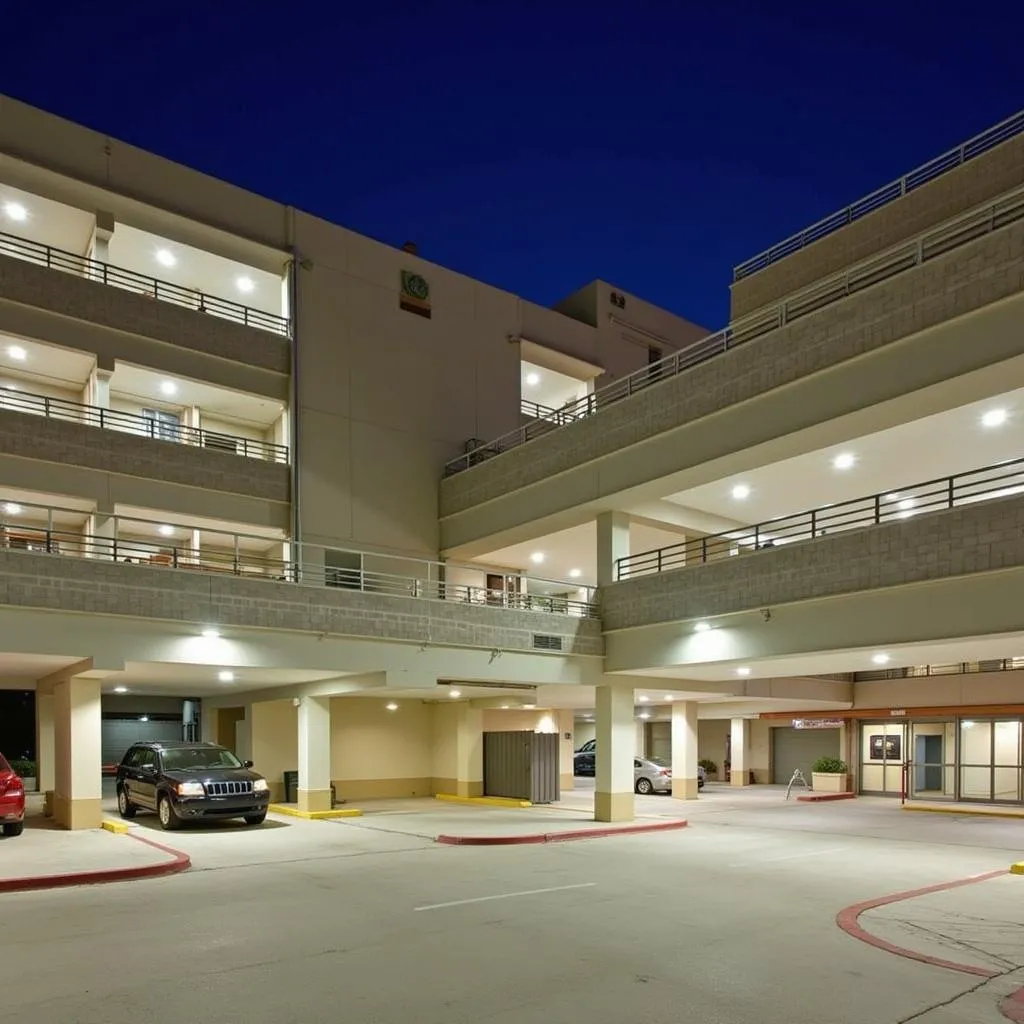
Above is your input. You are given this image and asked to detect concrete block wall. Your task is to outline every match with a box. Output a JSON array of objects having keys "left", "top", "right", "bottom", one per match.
[
  {"left": 441, "top": 217, "right": 1024, "bottom": 518},
  {"left": 731, "top": 133, "right": 1024, "bottom": 319},
  {"left": 600, "top": 493, "right": 1024, "bottom": 629},
  {"left": 0, "top": 548, "right": 604, "bottom": 657},
  {"left": 0, "top": 408, "right": 289, "bottom": 502},
  {"left": 0, "top": 254, "right": 290, "bottom": 374}
]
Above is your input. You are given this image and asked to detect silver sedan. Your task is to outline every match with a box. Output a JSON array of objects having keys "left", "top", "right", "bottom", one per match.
[{"left": 634, "top": 757, "right": 706, "bottom": 794}]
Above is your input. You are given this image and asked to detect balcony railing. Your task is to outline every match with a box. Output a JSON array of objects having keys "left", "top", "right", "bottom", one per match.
[
  {"left": 0, "top": 501, "right": 597, "bottom": 619},
  {"left": 733, "top": 108, "right": 1024, "bottom": 280},
  {"left": 615, "top": 455, "right": 1024, "bottom": 581},
  {"left": 0, "top": 231, "right": 290, "bottom": 337},
  {"left": 0, "top": 388, "right": 288, "bottom": 464},
  {"left": 445, "top": 185, "right": 1024, "bottom": 477},
  {"left": 856, "top": 658, "right": 1024, "bottom": 681},
  {"left": 520, "top": 398, "right": 585, "bottom": 424}
]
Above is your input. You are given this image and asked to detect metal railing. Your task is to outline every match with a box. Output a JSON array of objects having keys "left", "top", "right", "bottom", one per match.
[
  {"left": 0, "top": 388, "right": 288, "bottom": 463},
  {"left": 520, "top": 398, "right": 586, "bottom": 425},
  {"left": 734, "top": 108, "right": 1024, "bottom": 280},
  {"left": 0, "top": 499, "right": 597, "bottom": 619},
  {"left": 615, "top": 455, "right": 1024, "bottom": 580},
  {"left": 856, "top": 658, "right": 1024, "bottom": 681},
  {"left": 0, "top": 231, "right": 290, "bottom": 336},
  {"left": 445, "top": 185, "right": 1024, "bottom": 477}
]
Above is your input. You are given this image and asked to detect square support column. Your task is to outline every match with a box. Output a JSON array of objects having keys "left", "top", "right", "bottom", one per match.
[
  {"left": 35, "top": 691, "right": 55, "bottom": 796},
  {"left": 595, "top": 685, "right": 634, "bottom": 822},
  {"left": 432, "top": 703, "right": 483, "bottom": 797},
  {"left": 671, "top": 701, "right": 700, "bottom": 800},
  {"left": 596, "top": 511, "right": 630, "bottom": 587},
  {"left": 297, "top": 696, "right": 332, "bottom": 812},
  {"left": 730, "top": 718, "right": 750, "bottom": 787},
  {"left": 53, "top": 677, "right": 102, "bottom": 829}
]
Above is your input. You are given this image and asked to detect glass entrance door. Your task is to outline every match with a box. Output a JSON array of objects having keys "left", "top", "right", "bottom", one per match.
[{"left": 909, "top": 722, "right": 955, "bottom": 799}]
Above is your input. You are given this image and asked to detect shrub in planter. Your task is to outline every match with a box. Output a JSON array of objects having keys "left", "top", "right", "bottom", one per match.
[
  {"left": 698, "top": 759, "right": 718, "bottom": 777},
  {"left": 9, "top": 759, "right": 37, "bottom": 779},
  {"left": 811, "top": 756, "right": 849, "bottom": 793}
]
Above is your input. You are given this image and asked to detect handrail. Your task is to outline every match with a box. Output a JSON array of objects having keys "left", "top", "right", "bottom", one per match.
[
  {"left": 0, "top": 230, "right": 290, "bottom": 337},
  {"left": 855, "top": 657, "right": 1024, "bottom": 681},
  {"left": 0, "top": 387, "right": 288, "bottom": 464},
  {"left": 445, "top": 185, "right": 1024, "bottom": 476},
  {"left": 734, "top": 108, "right": 1024, "bottom": 280},
  {"left": 615, "top": 455, "right": 1024, "bottom": 580},
  {"left": 0, "top": 499, "right": 597, "bottom": 619}
]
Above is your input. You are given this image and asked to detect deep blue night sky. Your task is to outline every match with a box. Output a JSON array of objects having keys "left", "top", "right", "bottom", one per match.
[{"left": 2, "top": 2, "right": 1022, "bottom": 329}]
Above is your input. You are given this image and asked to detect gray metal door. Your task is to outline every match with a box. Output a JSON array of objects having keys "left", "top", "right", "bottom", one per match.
[
  {"left": 101, "top": 718, "right": 182, "bottom": 767},
  {"left": 771, "top": 727, "right": 840, "bottom": 785},
  {"left": 483, "top": 731, "right": 560, "bottom": 803}
]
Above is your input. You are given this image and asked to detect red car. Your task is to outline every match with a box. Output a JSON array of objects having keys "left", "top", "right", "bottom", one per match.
[{"left": 0, "top": 753, "right": 25, "bottom": 837}]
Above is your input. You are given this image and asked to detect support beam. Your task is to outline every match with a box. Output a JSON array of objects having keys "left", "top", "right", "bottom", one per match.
[
  {"left": 671, "top": 700, "right": 700, "bottom": 799},
  {"left": 596, "top": 511, "right": 630, "bottom": 587},
  {"left": 53, "top": 677, "right": 102, "bottom": 829},
  {"left": 297, "top": 695, "right": 332, "bottom": 812},
  {"left": 595, "top": 684, "right": 634, "bottom": 822},
  {"left": 731, "top": 718, "right": 750, "bottom": 787}
]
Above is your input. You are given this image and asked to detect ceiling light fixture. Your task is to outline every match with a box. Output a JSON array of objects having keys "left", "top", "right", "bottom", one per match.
[
  {"left": 139, "top": 715, "right": 149, "bottom": 723},
  {"left": 638, "top": 695, "right": 649, "bottom": 702},
  {"left": 568, "top": 568, "right": 582, "bottom": 578},
  {"left": 449, "top": 689, "right": 462, "bottom": 698},
  {"left": 981, "top": 408, "right": 1008, "bottom": 429},
  {"left": 7, "top": 345, "right": 27, "bottom": 361},
  {"left": 3, "top": 201, "right": 27, "bottom": 222},
  {"left": 639, "top": 711, "right": 651, "bottom": 720},
  {"left": 218, "top": 671, "right": 235, "bottom": 682},
  {"left": 832, "top": 452, "right": 856, "bottom": 470},
  {"left": 158, "top": 524, "right": 174, "bottom": 537},
  {"left": 530, "top": 552, "right": 545, "bottom": 564},
  {"left": 731, "top": 484, "right": 751, "bottom": 500},
  {"left": 236, "top": 276, "right": 255, "bottom": 293},
  {"left": 386, "top": 702, "right": 399, "bottom": 711},
  {"left": 523, "top": 703, "right": 536, "bottom": 710},
  {"left": 155, "top": 248, "right": 176, "bottom": 267},
  {"left": 694, "top": 621, "right": 711, "bottom": 632},
  {"left": 159, "top": 380, "right": 178, "bottom": 396},
  {"left": 3, "top": 503, "right": 21, "bottom": 515},
  {"left": 113, "top": 686, "right": 128, "bottom": 694},
  {"left": 664, "top": 694, "right": 674, "bottom": 701},
  {"left": 201, "top": 628, "right": 220, "bottom": 639},
  {"left": 736, "top": 666, "right": 751, "bottom": 676},
  {"left": 872, "top": 653, "right": 890, "bottom": 665},
  {"left": 525, "top": 372, "right": 540, "bottom": 386}
]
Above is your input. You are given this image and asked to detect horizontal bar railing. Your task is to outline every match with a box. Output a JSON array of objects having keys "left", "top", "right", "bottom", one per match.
[
  {"left": 734, "top": 108, "right": 1024, "bottom": 280},
  {"left": 0, "top": 388, "right": 288, "bottom": 464},
  {"left": 615, "top": 455, "right": 1024, "bottom": 580},
  {"left": 0, "top": 230, "right": 290, "bottom": 337},
  {"left": 855, "top": 658, "right": 1024, "bottom": 681},
  {"left": 444, "top": 185, "right": 1024, "bottom": 476},
  {"left": 520, "top": 398, "right": 586, "bottom": 425},
  {"left": 0, "top": 500, "right": 597, "bottom": 619}
]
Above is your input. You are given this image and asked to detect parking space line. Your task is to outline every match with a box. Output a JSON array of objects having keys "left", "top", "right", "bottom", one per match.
[
  {"left": 414, "top": 882, "right": 596, "bottom": 912},
  {"left": 728, "top": 846, "right": 848, "bottom": 867}
]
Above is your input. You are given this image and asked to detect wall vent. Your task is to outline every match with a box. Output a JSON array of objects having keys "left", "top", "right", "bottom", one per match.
[{"left": 532, "top": 634, "right": 563, "bottom": 652}]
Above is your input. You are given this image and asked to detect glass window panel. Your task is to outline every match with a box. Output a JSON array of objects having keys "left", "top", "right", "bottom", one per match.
[
  {"left": 960, "top": 766, "right": 991, "bottom": 799},
  {"left": 993, "top": 721, "right": 1021, "bottom": 766},
  {"left": 993, "top": 766, "right": 1020, "bottom": 802}
]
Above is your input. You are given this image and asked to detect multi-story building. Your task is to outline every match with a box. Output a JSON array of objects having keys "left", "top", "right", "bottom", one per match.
[{"left": 1, "top": 93, "right": 1022, "bottom": 827}]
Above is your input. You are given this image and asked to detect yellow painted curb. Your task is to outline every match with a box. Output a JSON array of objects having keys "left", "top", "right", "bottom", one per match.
[
  {"left": 435, "top": 794, "right": 533, "bottom": 809},
  {"left": 901, "top": 804, "right": 1024, "bottom": 820},
  {"left": 101, "top": 819, "right": 130, "bottom": 834},
  {"left": 268, "top": 803, "right": 363, "bottom": 820},
  {"left": 1010, "top": 862, "right": 1024, "bottom": 875}
]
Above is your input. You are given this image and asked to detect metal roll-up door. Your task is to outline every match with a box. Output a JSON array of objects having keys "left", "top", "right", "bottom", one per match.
[
  {"left": 771, "top": 727, "right": 841, "bottom": 785},
  {"left": 101, "top": 718, "right": 183, "bottom": 767}
]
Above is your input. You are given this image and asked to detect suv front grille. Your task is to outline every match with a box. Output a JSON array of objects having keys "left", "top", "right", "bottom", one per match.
[{"left": 205, "top": 780, "right": 253, "bottom": 796}]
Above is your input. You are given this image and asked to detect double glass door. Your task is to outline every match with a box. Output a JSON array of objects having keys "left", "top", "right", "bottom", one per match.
[{"left": 959, "top": 719, "right": 1022, "bottom": 802}]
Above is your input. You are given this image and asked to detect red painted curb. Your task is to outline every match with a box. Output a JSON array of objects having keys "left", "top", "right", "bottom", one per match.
[
  {"left": 436, "top": 819, "right": 688, "bottom": 846},
  {"left": 0, "top": 833, "right": 191, "bottom": 894},
  {"left": 797, "top": 793, "right": 856, "bottom": 802},
  {"left": 835, "top": 869, "right": 1007, "bottom": 977},
  {"left": 1000, "top": 985, "right": 1024, "bottom": 1022}
]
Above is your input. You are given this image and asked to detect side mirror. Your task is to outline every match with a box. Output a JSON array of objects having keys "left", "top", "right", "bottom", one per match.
[
  {"left": 244, "top": 760, "right": 254, "bottom": 769},
  {"left": 141, "top": 763, "right": 157, "bottom": 774}
]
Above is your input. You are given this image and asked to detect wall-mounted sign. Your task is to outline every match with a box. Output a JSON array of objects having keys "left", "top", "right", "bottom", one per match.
[
  {"left": 400, "top": 270, "right": 431, "bottom": 318},
  {"left": 792, "top": 719, "right": 844, "bottom": 730},
  {"left": 889, "top": 708, "right": 907, "bottom": 717},
  {"left": 869, "top": 734, "right": 902, "bottom": 761}
]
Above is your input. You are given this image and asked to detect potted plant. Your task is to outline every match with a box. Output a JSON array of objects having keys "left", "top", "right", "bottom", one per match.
[
  {"left": 698, "top": 758, "right": 718, "bottom": 780},
  {"left": 10, "top": 758, "right": 37, "bottom": 792},
  {"left": 811, "top": 756, "right": 849, "bottom": 793}
]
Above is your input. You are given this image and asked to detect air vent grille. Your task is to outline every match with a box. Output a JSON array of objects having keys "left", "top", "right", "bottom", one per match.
[{"left": 532, "top": 634, "right": 563, "bottom": 651}]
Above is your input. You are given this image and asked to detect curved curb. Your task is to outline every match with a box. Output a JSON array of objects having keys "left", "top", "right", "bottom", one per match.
[
  {"left": 835, "top": 869, "right": 1007, "bottom": 977},
  {"left": 1000, "top": 984, "right": 1024, "bottom": 1022},
  {"left": 436, "top": 819, "right": 688, "bottom": 846},
  {"left": 0, "top": 834, "right": 191, "bottom": 895}
]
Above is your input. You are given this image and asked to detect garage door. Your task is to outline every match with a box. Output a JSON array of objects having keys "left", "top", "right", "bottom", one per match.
[
  {"left": 102, "top": 718, "right": 183, "bottom": 767},
  {"left": 771, "top": 727, "right": 840, "bottom": 785}
]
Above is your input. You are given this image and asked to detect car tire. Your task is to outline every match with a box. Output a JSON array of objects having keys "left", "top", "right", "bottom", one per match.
[
  {"left": 117, "top": 787, "right": 137, "bottom": 819},
  {"left": 2, "top": 822, "right": 24, "bottom": 837},
  {"left": 157, "top": 795, "right": 181, "bottom": 831},
  {"left": 635, "top": 778, "right": 654, "bottom": 795},
  {"left": 244, "top": 813, "right": 267, "bottom": 827}
]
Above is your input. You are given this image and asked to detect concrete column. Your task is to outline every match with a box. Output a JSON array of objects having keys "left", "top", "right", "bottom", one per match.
[
  {"left": 558, "top": 709, "right": 575, "bottom": 791},
  {"left": 87, "top": 505, "right": 116, "bottom": 560},
  {"left": 297, "top": 695, "right": 332, "bottom": 812},
  {"left": 595, "top": 685, "right": 634, "bottom": 822},
  {"left": 671, "top": 701, "right": 700, "bottom": 800},
  {"left": 730, "top": 718, "right": 750, "bottom": 787},
  {"left": 53, "top": 677, "right": 102, "bottom": 829},
  {"left": 35, "top": 691, "right": 55, "bottom": 796},
  {"left": 86, "top": 211, "right": 114, "bottom": 281},
  {"left": 84, "top": 367, "right": 112, "bottom": 412},
  {"left": 432, "top": 703, "right": 483, "bottom": 798},
  {"left": 596, "top": 511, "right": 630, "bottom": 587}
]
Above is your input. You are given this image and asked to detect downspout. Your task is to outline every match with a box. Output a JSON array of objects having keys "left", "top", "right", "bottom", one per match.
[{"left": 286, "top": 206, "right": 301, "bottom": 565}]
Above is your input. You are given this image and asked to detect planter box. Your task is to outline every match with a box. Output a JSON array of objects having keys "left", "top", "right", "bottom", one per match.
[
  {"left": 22, "top": 777, "right": 37, "bottom": 792},
  {"left": 812, "top": 772, "right": 848, "bottom": 793}
]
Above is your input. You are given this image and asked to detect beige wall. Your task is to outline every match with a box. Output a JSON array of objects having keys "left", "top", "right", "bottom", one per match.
[
  {"left": 250, "top": 699, "right": 298, "bottom": 802},
  {"left": 854, "top": 669, "right": 1024, "bottom": 710},
  {"left": 698, "top": 720, "right": 729, "bottom": 774}
]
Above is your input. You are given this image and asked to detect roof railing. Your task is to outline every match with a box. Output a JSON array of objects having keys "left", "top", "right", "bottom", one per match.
[
  {"left": 614, "top": 455, "right": 1024, "bottom": 581},
  {"left": 0, "top": 230, "right": 291, "bottom": 336},
  {"left": 733, "top": 108, "right": 1024, "bottom": 281},
  {"left": 445, "top": 184, "right": 1024, "bottom": 477}
]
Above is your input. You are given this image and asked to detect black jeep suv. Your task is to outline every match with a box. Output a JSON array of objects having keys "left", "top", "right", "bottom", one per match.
[{"left": 116, "top": 741, "right": 271, "bottom": 830}]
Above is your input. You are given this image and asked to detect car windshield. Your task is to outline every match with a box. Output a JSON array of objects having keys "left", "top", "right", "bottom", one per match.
[
  {"left": 647, "top": 757, "right": 670, "bottom": 768},
  {"left": 159, "top": 747, "right": 243, "bottom": 772}
]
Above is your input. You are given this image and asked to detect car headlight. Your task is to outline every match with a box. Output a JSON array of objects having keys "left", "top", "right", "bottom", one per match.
[
  {"left": 252, "top": 779, "right": 269, "bottom": 793},
  {"left": 177, "top": 781, "right": 205, "bottom": 797}
]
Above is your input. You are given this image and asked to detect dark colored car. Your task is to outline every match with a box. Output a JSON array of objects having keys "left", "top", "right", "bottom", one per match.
[
  {"left": 116, "top": 741, "right": 270, "bottom": 830},
  {"left": 0, "top": 752, "right": 25, "bottom": 837}
]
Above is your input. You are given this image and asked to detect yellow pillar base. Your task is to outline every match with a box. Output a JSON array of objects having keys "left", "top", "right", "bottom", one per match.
[
  {"left": 672, "top": 777, "right": 700, "bottom": 800},
  {"left": 52, "top": 794, "right": 103, "bottom": 830},
  {"left": 297, "top": 788, "right": 333, "bottom": 813},
  {"left": 595, "top": 791, "right": 634, "bottom": 822},
  {"left": 731, "top": 772, "right": 750, "bottom": 787},
  {"left": 560, "top": 773, "right": 575, "bottom": 791}
]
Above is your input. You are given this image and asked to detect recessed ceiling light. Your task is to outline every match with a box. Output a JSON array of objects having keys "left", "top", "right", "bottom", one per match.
[
  {"left": 155, "top": 248, "right": 177, "bottom": 267},
  {"left": 638, "top": 695, "right": 649, "bottom": 702},
  {"left": 236, "top": 276, "right": 255, "bottom": 293},
  {"left": 449, "top": 689, "right": 461, "bottom": 698},
  {"left": 3, "top": 503, "right": 21, "bottom": 515},
  {"left": 736, "top": 667, "right": 751, "bottom": 676},
  {"left": 500, "top": 704, "right": 510, "bottom": 709},
  {"left": 832, "top": 452, "right": 856, "bottom": 470},
  {"left": 158, "top": 524, "right": 174, "bottom": 537},
  {"left": 731, "top": 484, "right": 751, "bottom": 500},
  {"left": 139, "top": 715, "right": 149, "bottom": 723},
  {"left": 981, "top": 408, "right": 1008, "bottom": 429},
  {"left": 523, "top": 703, "right": 536, "bottom": 709},
  {"left": 7, "top": 345, "right": 27, "bottom": 361},
  {"left": 568, "top": 568, "right": 582, "bottom": 578},
  {"left": 530, "top": 552, "right": 545, "bottom": 564},
  {"left": 113, "top": 686, "right": 128, "bottom": 694},
  {"left": 525, "top": 372, "right": 540, "bottom": 386},
  {"left": 694, "top": 621, "right": 711, "bottom": 632},
  {"left": 218, "top": 670, "right": 235, "bottom": 682},
  {"left": 3, "top": 201, "right": 27, "bottom": 222},
  {"left": 201, "top": 628, "right": 220, "bottom": 639},
  {"left": 159, "top": 380, "right": 177, "bottom": 396},
  {"left": 872, "top": 653, "right": 890, "bottom": 665},
  {"left": 664, "top": 694, "right": 674, "bottom": 701},
  {"left": 386, "top": 702, "right": 399, "bottom": 711}
]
